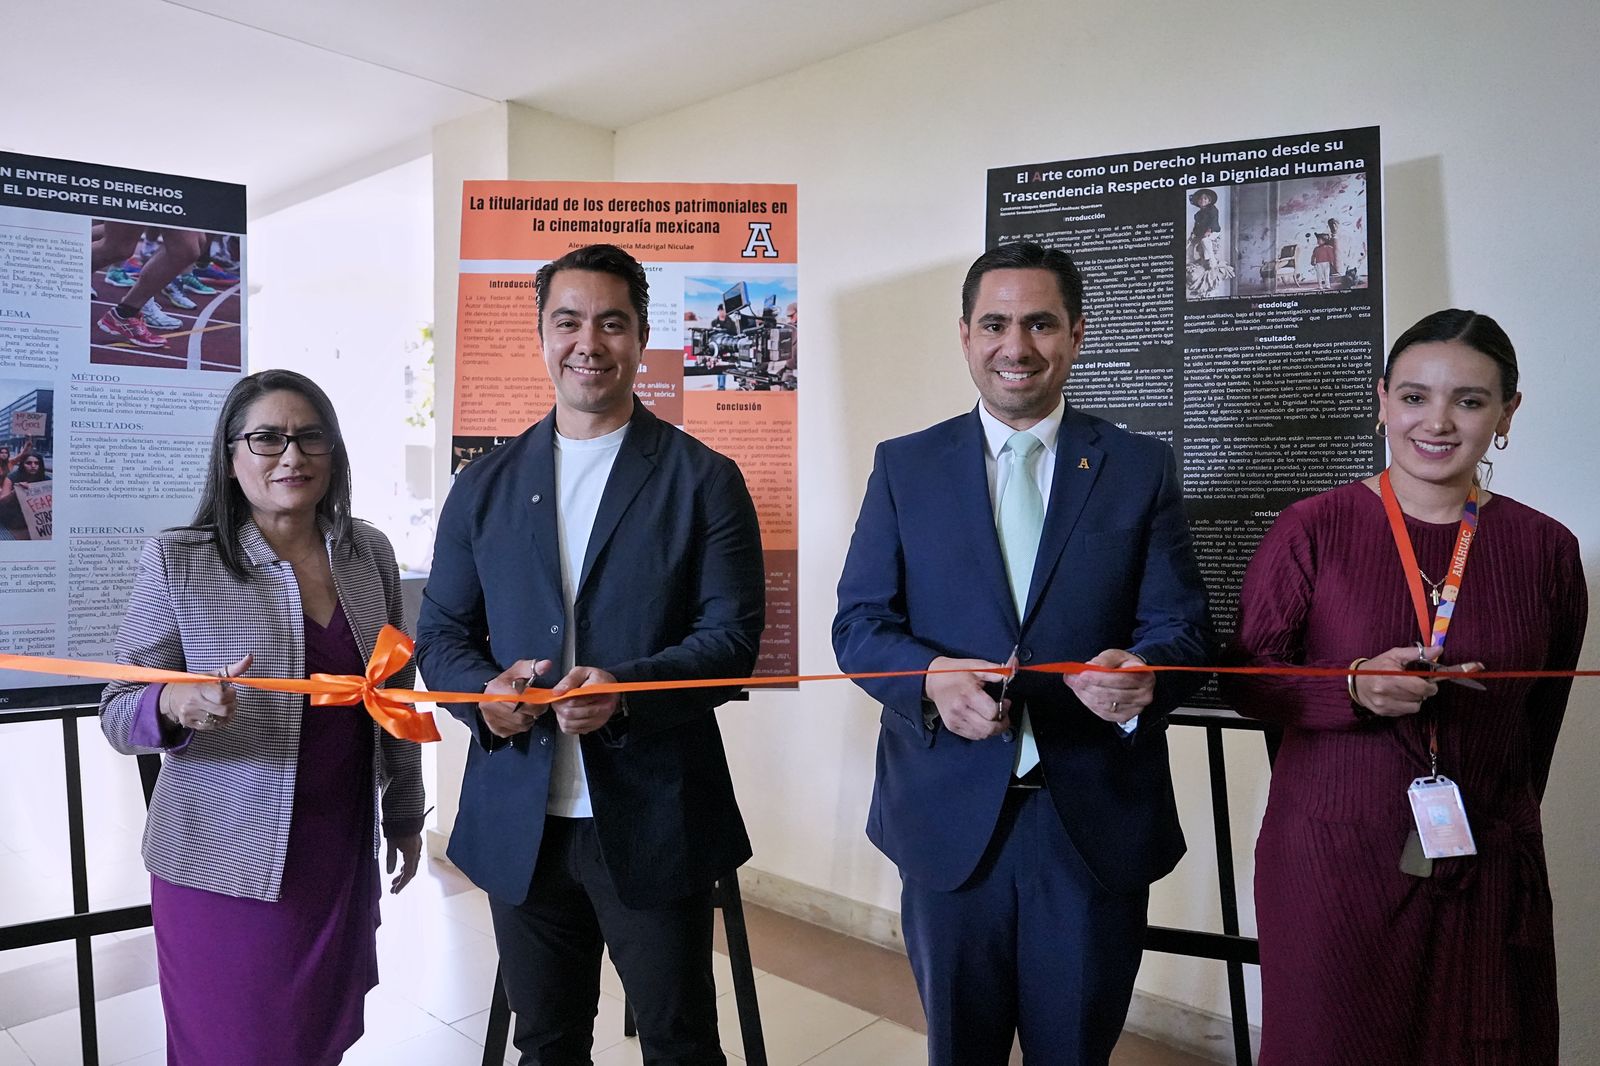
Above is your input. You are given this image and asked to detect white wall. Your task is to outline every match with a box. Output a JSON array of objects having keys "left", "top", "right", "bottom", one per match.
[
  {"left": 609, "top": 0, "right": 1600, "bottom": 1052},
  {"left": 249, "top": 154, "right": 436, "bottom": 570}
]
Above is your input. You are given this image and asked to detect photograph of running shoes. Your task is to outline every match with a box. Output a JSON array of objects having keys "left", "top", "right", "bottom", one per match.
[{"left": 88, "top": 222, "right": 242, "bottom": 372}]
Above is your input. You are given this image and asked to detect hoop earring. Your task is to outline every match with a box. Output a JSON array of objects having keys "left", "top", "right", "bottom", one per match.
[
  {"left": 1375, "top": 420, "right": 1388, "bottom": 438},
  {"left": 1493, "top": 433, "right": 1509, "bottom": 451}
]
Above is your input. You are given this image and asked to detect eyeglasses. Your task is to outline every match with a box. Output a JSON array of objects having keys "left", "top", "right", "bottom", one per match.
[{"left": 230, "top": 430, "right": 336, "bottom": 456}]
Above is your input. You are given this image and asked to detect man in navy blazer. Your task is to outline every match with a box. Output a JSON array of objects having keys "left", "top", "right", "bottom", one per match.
[
  {"left": 833, "top": 242, "right": 1212, "bottom": 1065},
  {"left": 417, "top": 244, "right": 764, "bottom": 1066}
]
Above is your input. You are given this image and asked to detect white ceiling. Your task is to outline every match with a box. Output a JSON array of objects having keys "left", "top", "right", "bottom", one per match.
[{"left": 1, "top": 0, "right": 993, "bottom": 213}]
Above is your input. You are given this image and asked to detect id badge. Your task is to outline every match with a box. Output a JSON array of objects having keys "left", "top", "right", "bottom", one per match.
[{"left": 1406, "top": 776, "right": 1477, "bottom": 860}]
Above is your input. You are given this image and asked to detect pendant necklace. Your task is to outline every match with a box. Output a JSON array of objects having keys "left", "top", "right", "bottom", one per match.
[{"left": 1417, "top": 566, "right": 1445, "bottom": 607}]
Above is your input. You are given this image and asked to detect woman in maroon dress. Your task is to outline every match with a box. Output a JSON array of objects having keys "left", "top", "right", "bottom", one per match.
[{"left": 1223, "top": 310, "right": 1586, "bottom": 1065}]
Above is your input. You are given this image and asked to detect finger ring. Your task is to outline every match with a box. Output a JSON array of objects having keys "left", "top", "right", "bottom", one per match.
[
  {"left": 203, "top": 713, "right": 218, "bottom": 728},
  {"left": 1111, "top": 700, "right": 1120, "bottom": 714}
]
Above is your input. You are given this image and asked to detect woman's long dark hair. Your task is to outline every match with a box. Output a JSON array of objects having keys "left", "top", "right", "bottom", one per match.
[
  {"left": 11, "top": 454, "right": 48, "bottom": 483},
  {"left": 189, "top": 369, "right": 355, "bottom": 580}
]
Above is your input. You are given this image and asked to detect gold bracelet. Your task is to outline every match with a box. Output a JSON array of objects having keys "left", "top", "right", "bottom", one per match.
[{"left": 1348, "top": 657, "right": 1371, "bottom": 714}]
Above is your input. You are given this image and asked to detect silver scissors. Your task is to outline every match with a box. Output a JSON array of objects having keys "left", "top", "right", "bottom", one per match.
[
  {"left": 997, "top": 643, "right": 1020, "bottom": 742},
  {"left": 1402, "top": 642, "right": 1487, "bottom": 691}
]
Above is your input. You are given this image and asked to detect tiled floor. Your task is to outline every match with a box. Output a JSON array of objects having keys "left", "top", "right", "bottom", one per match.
[{"left": 0, "top": 717, "right": 1215, "bottom": 1065}]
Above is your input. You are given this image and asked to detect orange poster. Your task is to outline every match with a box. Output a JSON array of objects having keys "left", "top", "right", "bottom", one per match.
[{"left": 452, "top": 181, "right": 799, "bottom": 675}]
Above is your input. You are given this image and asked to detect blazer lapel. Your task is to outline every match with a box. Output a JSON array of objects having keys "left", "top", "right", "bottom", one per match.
[
  {"left": 326, "top": 523, "right": 384, "bottom": 662},
  {"left": 1024, "top": 408, "right": 1103, "bottom": 624},
  {"left": 576, "top": 401, "right": 658, "bottom": 598},
  {"left": 949, "top": 408, "right": 1017, "bottom": 625},
  {"left": 522, "top": 414, "right": 564, "bottom": 602}
]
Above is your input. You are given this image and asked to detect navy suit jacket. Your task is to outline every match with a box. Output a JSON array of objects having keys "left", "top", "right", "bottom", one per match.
[
  {"left": 833, "top": 406, "right": 1213, "bottom": 894},
  {"left": 416, "top": 400, "right": 764, "bottom": 908}
]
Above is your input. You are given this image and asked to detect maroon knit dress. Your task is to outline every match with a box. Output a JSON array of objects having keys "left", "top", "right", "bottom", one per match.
[{"left": 1222, "top": 481, "right": 1586, "bottom": 1066}]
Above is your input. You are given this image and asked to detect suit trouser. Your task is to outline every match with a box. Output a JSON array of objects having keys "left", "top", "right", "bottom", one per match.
[
  {"left": 487, "top": 816, "right": 724, "bottom": 1066},
  {"left": 901, "top": 787, "right": 1149, "bottom": 1066}
]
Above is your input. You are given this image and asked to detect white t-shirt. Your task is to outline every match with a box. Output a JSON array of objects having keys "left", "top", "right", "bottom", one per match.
[{"left": 545, "top": 422, "right": 627, "bottom": 818}]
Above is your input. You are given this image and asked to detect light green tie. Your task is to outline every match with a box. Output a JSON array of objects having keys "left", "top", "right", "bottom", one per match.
[{"left": 997, "top": 430, "right": 1043, "bottom": 776}]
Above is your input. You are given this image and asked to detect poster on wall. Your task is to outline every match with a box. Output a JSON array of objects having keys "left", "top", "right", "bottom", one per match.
[
  {"left": 0, "top": 150, "right": 246, "bottom": 710},
  {"left": 986, "top": 126, "right": 1383, "bottom": 666},
  {"left": 452, "top": 182, "right": 798, "bottom": 676}
]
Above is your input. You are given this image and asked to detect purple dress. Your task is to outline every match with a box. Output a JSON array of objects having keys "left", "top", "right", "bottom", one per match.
[
  {"left": 1222, "top": 482, "right": 1587, "bottom": 1066},
  {"left": 147, "top": 602, "right": 378, "bottom": 1065}
]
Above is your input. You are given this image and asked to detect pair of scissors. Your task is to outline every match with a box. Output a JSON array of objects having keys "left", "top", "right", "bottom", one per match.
[
  {"left": 1402, "top": 643, "right": 1487, "bottom": 691},
  {"left": 996, "top": 644, "right": 1020, "bottom": 742}
]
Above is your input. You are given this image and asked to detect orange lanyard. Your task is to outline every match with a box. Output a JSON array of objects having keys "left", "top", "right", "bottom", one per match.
[{"left": 1379, "top": 469, "right": 1480, "bottom": 771}]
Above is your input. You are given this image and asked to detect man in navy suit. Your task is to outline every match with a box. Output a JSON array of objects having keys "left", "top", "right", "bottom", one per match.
[
  {"left": 833, "top": 242, "right": 1212, "bottom": 1065},
  {"left": 417, "top": 244, "right": 764, "bottom": 1066}
]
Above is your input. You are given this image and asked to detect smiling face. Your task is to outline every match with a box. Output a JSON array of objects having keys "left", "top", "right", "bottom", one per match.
[
  {"left": 539, "top": 268, "right": 647, "bottom": 437},
  {"left": 1378, "top": 340, "right": 1520, "bottom": 493},
  {"left": 959, "top": 268, "right": 1084, "bottom": 429},
  {"left": 229, "top": 389, "right": 330, "bottom": 523}
]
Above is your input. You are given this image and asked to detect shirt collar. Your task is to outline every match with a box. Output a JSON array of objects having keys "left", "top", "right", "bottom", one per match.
[
  {"left": 239, "top": 515, "right": 335, "bottom": 568},
  {"left": 978, "top": 396, "right": 1065, "bottom": 461}
]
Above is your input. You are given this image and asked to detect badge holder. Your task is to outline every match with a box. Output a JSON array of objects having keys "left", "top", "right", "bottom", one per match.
[{"left": 1402, "top": 775, "right": 1477, "bottom": 878}]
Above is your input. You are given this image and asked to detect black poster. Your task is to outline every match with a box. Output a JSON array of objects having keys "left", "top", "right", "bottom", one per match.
[{"left": 987, "top": 126, "right": 1384, "bottom": 668}]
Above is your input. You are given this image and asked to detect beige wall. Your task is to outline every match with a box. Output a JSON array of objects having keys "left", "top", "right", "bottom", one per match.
[{"left": 606, "top": 0, "right": 1600, "bottom": 1054}]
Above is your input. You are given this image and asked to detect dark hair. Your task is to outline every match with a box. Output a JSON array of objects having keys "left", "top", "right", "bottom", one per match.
[
  {"left": 1190, "top": 188, "right": 1218, "bottom": 206},
  {"left": 13, "top": 454, "right": 47, "bottom": 482},
  {"left": 1384, "top": 309, "right": 1519, "bottom": 401},
  {"left": 534, "top": 244, "right": 650, "bottom": 339},
  {"left": 960, "top": 241, "right": 1084, "bottom": 323},
  {"left": 189, "top": 369, "right": 355, "bottom": 580}
]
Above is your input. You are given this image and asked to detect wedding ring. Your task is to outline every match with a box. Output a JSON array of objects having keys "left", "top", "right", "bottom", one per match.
[{"left": 203, "top": 713, "right": 218, "bottom": 728}]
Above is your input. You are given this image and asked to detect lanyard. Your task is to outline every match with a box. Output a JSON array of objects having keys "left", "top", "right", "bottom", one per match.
[
  {"left": 1378, "top": 469, "right": 1480, "bottom": 771},
  {"left": 1379, "top": 470, "right": 1479, "bottom": 649}
]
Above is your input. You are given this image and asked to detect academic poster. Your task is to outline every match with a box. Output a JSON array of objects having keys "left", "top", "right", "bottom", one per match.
[
  {"left": 453, "top": 182, "right": 798, "bottom": 675},
  {"left": 0, "top": 151, "right": 246, "bottom": 710},
  {"left": 987, "top": 128, "right": 1384, "bottom": 656}
]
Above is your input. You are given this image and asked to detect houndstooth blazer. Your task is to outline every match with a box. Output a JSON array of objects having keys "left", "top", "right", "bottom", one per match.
[{"left": 100, "top": 518, "right": 425, "bottom": 902}]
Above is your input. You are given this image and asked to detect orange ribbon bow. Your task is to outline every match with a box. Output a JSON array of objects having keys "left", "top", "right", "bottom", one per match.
[
  {"left": 309, "top": 626, "right": 441, "bottom": 743},
  {"left": 0, "top": 624, "right": 441, "bottom": 744}
]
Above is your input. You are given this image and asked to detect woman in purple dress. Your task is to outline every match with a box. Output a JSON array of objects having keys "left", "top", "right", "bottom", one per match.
[
  {"left": 1223, "top": 310, "right": 1586, "bottom": 1065},
  {"left": 101, "top": 369, "right": 425, "bottom": 1065}
]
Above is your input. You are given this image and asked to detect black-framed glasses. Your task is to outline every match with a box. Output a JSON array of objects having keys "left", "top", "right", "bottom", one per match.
[{"left": 230, "top": 430, "right": 336, "bottom": 456}]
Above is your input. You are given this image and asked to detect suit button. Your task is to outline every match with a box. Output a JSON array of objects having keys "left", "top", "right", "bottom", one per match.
[
  {"left": 578, "top": 619, "right": 590, "bottom": 631},
  {"left": 539, "top": 736, "right": 549, "bottom": 746},
  {"left": 1020, "top": 647, "right": 1034, "bottom": 663},
  {"left": 550, "top": 624, "right": 560, "bottom": 634}
]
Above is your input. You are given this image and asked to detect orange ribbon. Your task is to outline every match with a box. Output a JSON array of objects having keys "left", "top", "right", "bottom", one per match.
[
  {"left": 0, "top": 625, "right": 442, "bottom": 744},
  {"left": 308, "top": 625, "right": 441, "bottom": 743},
  {"left": 4, "top": 625, "right": 1598, "bottom": 745}
]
